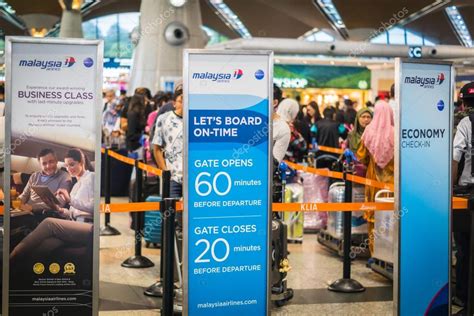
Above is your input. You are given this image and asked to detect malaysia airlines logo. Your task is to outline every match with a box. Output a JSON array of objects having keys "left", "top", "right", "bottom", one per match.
[
  {"left": 19, "top": 56, "right": 77, "bottom": 70},
  {"left": 64, "top": 57, "right": 76, "bottom": 67},
  {"left": 233, "top": 69, "right": 243, "bottom": 79},
  {"left": 192, "top": 69, "right": 244, "bottom": 82},
  {"left": 404, "top": 72, "right": 446, "bottom": 89},
  {"left": 437, "top": 73, "right": 445, "bottom": 85}
]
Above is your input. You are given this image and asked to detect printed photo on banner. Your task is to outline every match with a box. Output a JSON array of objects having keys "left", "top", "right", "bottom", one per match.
[{"left": 8, "top": 140, "right": 95, "bottom": 299}]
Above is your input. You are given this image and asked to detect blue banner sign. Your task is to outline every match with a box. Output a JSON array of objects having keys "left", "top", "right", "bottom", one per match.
[
  {"left": 396, "top": 60, "right": 452, "bottom": 315},
  {"left": 184, "top": 51, "right": 272, "bottom": 315}
]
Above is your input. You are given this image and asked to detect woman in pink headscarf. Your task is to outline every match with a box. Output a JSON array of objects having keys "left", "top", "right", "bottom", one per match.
[{"left": 356, "top": 100, "right": 395, "bottom": 254}]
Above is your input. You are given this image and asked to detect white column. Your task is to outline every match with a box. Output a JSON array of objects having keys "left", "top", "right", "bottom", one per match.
[
  {"left": 59, "top": 9, "right": 83, "bottom": 38},
  {"left": 129, "top": 0, "right": 206, "bottom": 93}
]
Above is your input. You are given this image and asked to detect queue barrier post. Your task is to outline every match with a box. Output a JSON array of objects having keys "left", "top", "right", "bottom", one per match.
[
  {"left": 328, "top": 156, "right": 365, "bottom": 293},
  {"left": 162, "top": 198, "right": 177, "bottom": 316},
  {"left": 145, "top": 170, "right": 171, "bottom": 297},
  {"left": 122, "top": 160, "right": 154, "bottom": 269},
  {"left": 100, "top": 148, "right": 121, "bottom": 236}
]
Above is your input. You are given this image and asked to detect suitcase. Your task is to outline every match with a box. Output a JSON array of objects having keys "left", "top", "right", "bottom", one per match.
[
  {"left": 326, "top": 182, "right": 367, "bottom": 239},
  {"left": 271, "top": 219, "right": 293, "bottom": 307},
  {"left": 283, "top": 182, "right": 304, "bottom": 242},
  {"left": 144, "top": 195, "right": 162, "bottom": 248},
  {"left": 373, "top": 190, "right": 395, "bottom": 263}
]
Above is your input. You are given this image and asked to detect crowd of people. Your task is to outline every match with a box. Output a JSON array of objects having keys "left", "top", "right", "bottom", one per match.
[
  {"left": 100, "top": 87, "right": 176, "bottom": 161},
  {"left": 271, "top": 81, "right": 474, "bottom": 313},
  {"left": 99, "top": 81, "right": 474, "bottom": 314},
  {"left": 100, "top": 85, "right": 184, "bottom": 214}
]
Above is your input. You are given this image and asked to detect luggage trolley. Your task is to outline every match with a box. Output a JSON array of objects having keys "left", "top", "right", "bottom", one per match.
[{"left": 368, "top": 190, "right": 395, "bottom": 279}]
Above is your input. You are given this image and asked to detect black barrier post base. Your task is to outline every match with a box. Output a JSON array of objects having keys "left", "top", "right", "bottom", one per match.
[
  {"left": 121, "top": 223, "right": 155, "bottom": 268},
  {"left": 100, "top": 214, "right": 121, "bottom": 236},
  {"left": 145, "top": 172, "right": 171, "bottom": 298},
  {"left": 144, "top": 280, "right": 163, "bottom": 297},
  {"left": 121, "top": 255, "right": 155, "bottom": 268},
  {"left": 328, "top": 278, "right": 365, "bottom": 293},
  {"left": 122, "top": 160, "right": 155, "bottom": 269},
  {"left": 99, "top": 225, "right": 121, "bottom": 236},
  {"left": 328, "top": 158, "right": 365, "bottom": 294}
]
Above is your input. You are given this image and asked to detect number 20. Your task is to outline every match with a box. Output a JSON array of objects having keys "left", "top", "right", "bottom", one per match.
[{"left": 194, "top": 238, "right": 230, "bottom": 263}]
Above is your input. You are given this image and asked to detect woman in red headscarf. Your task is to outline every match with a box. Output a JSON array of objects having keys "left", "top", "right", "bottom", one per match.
[{"left": 356, "top": 100, "right": 395, "bottom": 254}]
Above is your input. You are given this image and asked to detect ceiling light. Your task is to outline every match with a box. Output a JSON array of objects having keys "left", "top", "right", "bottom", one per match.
[
  {"left": 169, "top": 0, "right": 187, "bottom": 7},
  {"left": 314, "top": 0, "right": 348, "bottom": 39},
  {"left": 445, "top": 6, "right": 472, "bottom": 47},
  {"left": 208, "top": 0, "right": 251, "bottom": 38}
]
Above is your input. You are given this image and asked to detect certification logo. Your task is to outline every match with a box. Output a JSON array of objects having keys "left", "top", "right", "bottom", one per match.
[
  {"left": 437, "top": 100, "right": 445, "bottom": 112},
  {"left": 64, "top": 262, "right": 76, "bottom": 275},
  {"left": 83, "top": 57, "right": 94, "bottom": 68},
  {"left": 64, "top": 57, "right": 76, "bottom": 67},
  {"left": 255, "top": 69, "right": 265, "bottom": 80},
  {"left": 233, "top": 69, "right": 243, "bottom": 79},
  {"left": 49, "top": 263, "right": 61, "bottom": 274},
  {"left": 33, "top": 263, "right": 45, "bottom": 275}
]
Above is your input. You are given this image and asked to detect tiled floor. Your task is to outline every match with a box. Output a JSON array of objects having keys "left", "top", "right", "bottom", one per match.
[{"left": 98, "top": 197, "right": 395, "bottom": 315}]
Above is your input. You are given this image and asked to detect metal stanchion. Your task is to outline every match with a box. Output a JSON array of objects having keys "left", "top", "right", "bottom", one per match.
[
  {"left": 122, "top": 160, "right": 154, "bottom": 268},
  {"left": 328, "top": 152, "right": 365, "bottom": 293},
  {"left": 100, "top": 148, "right": 121, "bottom": 236},
  {"left": 162, "top": 198, "right": 177, "bottom": 316},
  {"left": 145, "top": 170, "right": 171, "bottom": 297}
]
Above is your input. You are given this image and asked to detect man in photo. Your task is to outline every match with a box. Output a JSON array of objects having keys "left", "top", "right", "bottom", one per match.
[{"left": 19, "top": 148, "right": 71, "bottom": 211}]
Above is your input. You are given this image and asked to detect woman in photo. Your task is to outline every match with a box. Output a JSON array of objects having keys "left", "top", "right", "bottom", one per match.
[{"left": 10, "top": 148, "right": 95, "bottom": 264}]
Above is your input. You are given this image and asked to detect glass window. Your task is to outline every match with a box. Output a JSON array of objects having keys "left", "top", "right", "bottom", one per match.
[
  {"left": 313, "top": 31, "right": 334, "bottom": 42},
  {"left": 406, "top": 30, "right": 423, "bottom": 45},
  {"left": 118, "top": 13, "right": 139, "bottom": 58},
  {"left": 387, "top": 27, "right": 405, "bottom": 45},
  {"left": 202, "top": 26, "right": 228, "bottom": 45},
  {"left": 82, "top": 19, "right": 98, "bottom": 40},
  {"left": 81, "top": 13, "right": 140, "bottom": 59},
  {"left": 423, "top": 37, "right": 436, "bottom": 46},
  {"left": 370, "top": 31, "right": 388, "bottom": 44},
  {"left": 302, "top": 30, "right": 334, "bottom": 42}
]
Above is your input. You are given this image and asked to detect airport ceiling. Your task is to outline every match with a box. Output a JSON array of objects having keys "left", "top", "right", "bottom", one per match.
[{"left": 2, "top": 0, "right": 474, "bottom": 47}]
